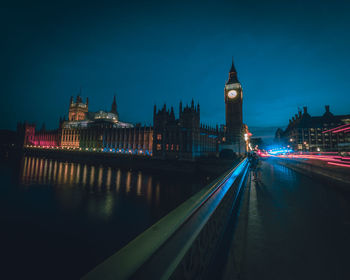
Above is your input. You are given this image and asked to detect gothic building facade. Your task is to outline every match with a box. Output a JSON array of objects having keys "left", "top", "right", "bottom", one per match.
[
  {"left": 153, "top": 101, "right": 218, "bottom": 160},
  {"left": 221, "top": 59, "right": 246, "bottom": 154},
  {"left": 17, "top": 122, "right": 60, "bottom": 148},
  {"left": 20, "top": 95, "right": 153, "bottom": 155},
  {"left": 19, "top": 59, "right": 248, "bottom": 159},
  {"left": 81, "top": 121, "right": 153, "bottom": 155}
]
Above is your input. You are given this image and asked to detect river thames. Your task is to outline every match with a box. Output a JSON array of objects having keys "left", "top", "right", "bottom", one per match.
[{"left": 0, "top": 156, "right": 209, "bottom": 279}]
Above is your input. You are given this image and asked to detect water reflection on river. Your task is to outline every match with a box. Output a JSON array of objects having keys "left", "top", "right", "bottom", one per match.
[
  {"left": 1, "top": 156, "right": 206, "bottom": 280},
  {"left": 20, "top": 157, "right": 163, "bottom": 216}
]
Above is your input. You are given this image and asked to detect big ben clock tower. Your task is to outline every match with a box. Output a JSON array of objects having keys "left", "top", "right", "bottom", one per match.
[{"left": 224, "top": 59, "right": 243, "bottom": 144}]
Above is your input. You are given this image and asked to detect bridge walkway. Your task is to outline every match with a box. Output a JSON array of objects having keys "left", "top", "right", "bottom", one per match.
[{"left": 222, "top": 158, "right": 350, "bottom": 280}]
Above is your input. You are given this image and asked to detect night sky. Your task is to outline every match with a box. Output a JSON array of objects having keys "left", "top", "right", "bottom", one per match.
[{"left": 1, "top": 0, "right": 350, "bottom": 141}]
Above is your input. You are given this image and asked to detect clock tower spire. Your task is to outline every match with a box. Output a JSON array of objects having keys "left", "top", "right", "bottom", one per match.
[
  {"left": 228, "top": 58, "right": 239, "bottom": 84},
  {"left": 224, "top": 58, "right": 243, "bottom": 145}
]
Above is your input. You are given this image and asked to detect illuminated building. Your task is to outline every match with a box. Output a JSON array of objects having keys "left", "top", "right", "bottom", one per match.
[
  {"left": 68, "top": 95, "right": 88, "bottom": 121},
  {"left": 60, "top": 95, "right": 132, "bottom": 149},
  {"left": 18, "top": 59, "right": 248, "bottom": 158},
  {"left": 17, "top": 122, "right": 60, "bottom": 147},
  {"left": 153, "top": 101, "right": 218, "bottom": 160},
  {"left": 323, "top": 123, "right": 350, "bottom": 151},
  {"left": 221, "top": 59, "right": 246, "bottom": 154},
  {"left": 80, "top": 121, "right": 153, "bottom": 155},
  {"left": 276, "top": 105, "right": 350, "bottom": 151},
  {"left": 19, "top": 94, "right": 153, "bottom": 155}
]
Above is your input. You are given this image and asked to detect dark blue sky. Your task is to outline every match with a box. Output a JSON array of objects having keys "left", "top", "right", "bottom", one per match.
[{"left": 1, "top": 0, "right": 350, "bottom": 140}]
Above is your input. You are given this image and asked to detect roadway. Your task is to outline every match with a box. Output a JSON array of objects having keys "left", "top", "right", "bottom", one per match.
[{"left": 222, "top": 157, "right": 350, "bottom": 280}]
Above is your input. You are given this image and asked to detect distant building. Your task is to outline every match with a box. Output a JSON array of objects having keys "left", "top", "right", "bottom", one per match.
[
  {"left": 81, "top": 121, "right": 153, "bottom": 155},
  {"left": 17, "top": 122, "right": 60, "bottom": 148},
  {"left": 18, "top": 95, "right": 146, "bottom": 152},
  {"left": 68, "top": 95, "right": 89, "bottom": 121},
  {"left": 18, "top": 59, "right": 249, "bottom": 159},
  {"left": 323, "top": 123, "right": 350, "bottom": 152},
  {"left": 61, "top": 95, "right": 133, "bottom": 149},
  {"left": 275, "top": 105, "right": 350, "bottom": 152},
  {"left": 222, "top": 59, "right": 246, "bottom": 154},
  {"left": 153, "top": 101, "right": 218, "bottom": 160}
]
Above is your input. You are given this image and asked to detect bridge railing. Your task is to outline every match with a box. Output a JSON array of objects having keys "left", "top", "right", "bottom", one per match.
[{"left": 82, "top": 158, "right": 250, "bottom": 280}]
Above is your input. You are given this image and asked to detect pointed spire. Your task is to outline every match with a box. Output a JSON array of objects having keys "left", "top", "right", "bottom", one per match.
[
  {"left": 111, "top": 95, "right": 117, "bottom": 114},
  {"left": 170, "top": 106, "right": 175, "bottom": 120},
  {"left": 227, "top": 57, "right": 239, "bottom": 84},
  {"left": 191, "top": 99, "right": 194, "bottom": 109},
  {"left": 230, "top": 57, "right": 237, "bottom": 73}
]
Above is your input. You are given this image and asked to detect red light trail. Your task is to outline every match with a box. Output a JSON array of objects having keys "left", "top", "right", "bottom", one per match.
[{"left": 275, "top": 153, "right": 350, "bottom": 168}]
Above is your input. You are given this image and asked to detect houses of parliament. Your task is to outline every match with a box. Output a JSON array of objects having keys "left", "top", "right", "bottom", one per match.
[{"left": 18, "top": 60, "right": 248, "bottom": 160}]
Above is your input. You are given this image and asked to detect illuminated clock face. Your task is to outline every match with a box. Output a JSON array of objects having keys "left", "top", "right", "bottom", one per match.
[{"left": 227, "top": 90, "right": 237, "bottom": 99}]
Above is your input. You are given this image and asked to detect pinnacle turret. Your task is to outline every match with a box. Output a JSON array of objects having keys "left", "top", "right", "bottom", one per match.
[
  {"left": 111, "top": 95, "right": 117, "bottom": 114},
  {"left": 229, "top": 57, "right": 237, "bottom": 73},
  {"left": 227, "top": 57, "right": 239, "bottom": 84}
]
